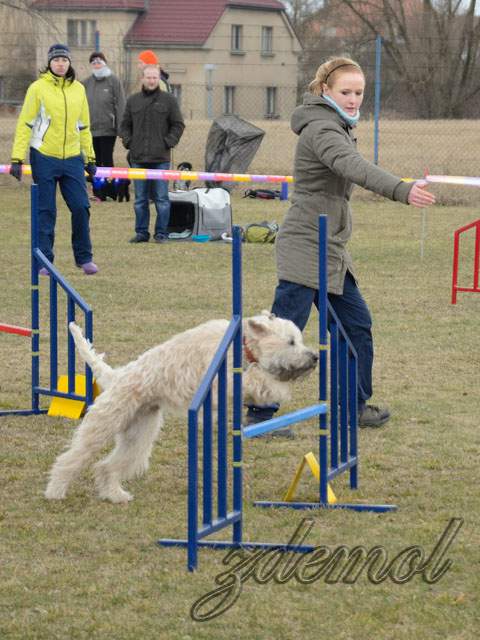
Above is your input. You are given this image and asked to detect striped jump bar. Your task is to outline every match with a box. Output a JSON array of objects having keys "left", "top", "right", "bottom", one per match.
[{"left": 0, "top": 164, "right": 294, "bottom": 184}]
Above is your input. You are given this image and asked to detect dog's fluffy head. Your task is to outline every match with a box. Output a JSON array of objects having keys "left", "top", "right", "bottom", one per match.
[{"left": 244, "top": 311, "right": 318, "bottom": 382}]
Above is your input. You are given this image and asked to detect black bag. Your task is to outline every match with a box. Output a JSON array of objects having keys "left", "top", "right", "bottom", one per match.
[{"left": 243, "top": 188, "right": 280, "bottom": 200}]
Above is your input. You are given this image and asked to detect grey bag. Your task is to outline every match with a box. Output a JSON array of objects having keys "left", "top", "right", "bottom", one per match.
[{"left": 168, "top": 188, "right": 232, "bottom": 240}]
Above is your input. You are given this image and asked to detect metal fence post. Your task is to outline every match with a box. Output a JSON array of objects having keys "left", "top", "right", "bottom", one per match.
[
  {"left": 205, "top": 64, "right": 215, "bottom": 119},
  {"left": 374, "top": 34, "right": 382, "bottom": 165}
]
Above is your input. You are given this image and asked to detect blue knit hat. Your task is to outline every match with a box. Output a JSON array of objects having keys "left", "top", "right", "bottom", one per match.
[{"left": 48, "top": 44, "right": 71, "bottom": 63}]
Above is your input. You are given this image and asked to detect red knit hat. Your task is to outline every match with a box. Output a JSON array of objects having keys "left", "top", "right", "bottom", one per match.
[{"left": 138, "top": 50, "right": 158, "bottom": 65}]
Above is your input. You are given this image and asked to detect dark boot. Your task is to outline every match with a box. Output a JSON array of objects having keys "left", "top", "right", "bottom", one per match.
[
  {"left": 358, "top": 404, "right": 391, "bottom": 428},
  {"left": 244, "top": 404, "right": 294, "bottom": 438}
]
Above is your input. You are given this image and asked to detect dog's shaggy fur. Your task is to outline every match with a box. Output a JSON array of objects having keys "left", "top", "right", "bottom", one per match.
[{"left": 45, "top": 312, "right": 318, "bottom": 503}]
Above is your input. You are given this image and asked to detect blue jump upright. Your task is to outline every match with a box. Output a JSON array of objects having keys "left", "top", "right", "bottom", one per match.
[
  {"left": 158, "top": 216, "right": 397, "bottom": 572},
  {"left": 0, "top": 184, "right": 94, "bottom": 417}
]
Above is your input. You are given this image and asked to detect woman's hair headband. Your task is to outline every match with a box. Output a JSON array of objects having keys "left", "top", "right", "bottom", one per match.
[{"left": 324, "top": 63, "right": 359, "bottom": 83}]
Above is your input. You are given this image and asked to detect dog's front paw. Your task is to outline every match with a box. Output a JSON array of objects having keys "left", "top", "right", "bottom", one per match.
[
  {"left": 99, "top": 488, "right": 134, "bottom": 504},
  {"left": 45, "top": 482, "right": 68, "bottom": 500}
]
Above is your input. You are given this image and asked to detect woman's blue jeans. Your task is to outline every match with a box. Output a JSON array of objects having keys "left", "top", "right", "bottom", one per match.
[
  {"left": 132, "top": 161, "right": 170, "bottom": 239},
  {"left": 30, "top": 148, "right": 92, "bottom": 265},
  {"left": 271, "top": 273, "right": 373, "bottom": 410}
]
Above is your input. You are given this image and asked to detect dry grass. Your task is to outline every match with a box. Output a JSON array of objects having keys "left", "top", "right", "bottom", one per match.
[{"left": 0, "top": 178, "right": 479, "bottom": 639}]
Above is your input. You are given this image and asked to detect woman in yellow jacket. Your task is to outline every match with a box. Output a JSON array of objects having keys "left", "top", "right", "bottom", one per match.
[{"left": 10, "top": 44, "right": 99, "bottom": 275}]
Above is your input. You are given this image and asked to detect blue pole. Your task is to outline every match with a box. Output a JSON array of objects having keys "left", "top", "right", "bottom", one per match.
[
  {"left": 67, "top": 297, "right": 75, "bottom": 394},
  {"left": 232, "top": 226, "right": 243, "bottom": 545},
  {"left": 187, "top": 409, "right": 198, "bottom": 571},
  {"left": 374, "top": 34, "right": 382, "bottom": 165},
  {"left": 318, "top": 216, "right": 329, "bottom": 504},
  {"left": 329, "top": 321, "right": 338, "bottom": 470},
  {"left": 348, "top": 352, "right": 358, "bottom": 489},
  {"left": 280, "top": 182, "right": 289, "bottom": 201},
  {"left": 30, "top": 185, "right": 40, "bottom": 413},
  {"left": 49, "top": 280, "right": 58, "bottom": 390},
  {"left": 217, "top": 358, "right": 228, "bottom": 519},
  {"left": 202, "top": 390, "right": 213, "bottom": 526}
]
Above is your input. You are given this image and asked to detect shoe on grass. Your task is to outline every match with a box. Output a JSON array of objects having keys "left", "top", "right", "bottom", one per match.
[
  {"left": 359, "top": 404, "right": 390, "bottom": 428},
  {"left": 77, "top": 261, "right": 98, "bottom": 275},
  {"left": 154, "top": 235, "right": 167, "bottom": 243},
  {"left": 129, "top": 234, "right": 150, "bottom": 243}
]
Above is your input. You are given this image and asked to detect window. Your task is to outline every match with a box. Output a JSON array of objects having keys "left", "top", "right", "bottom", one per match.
[
  {"left": 67, "top": 19, "right": 97, "bottom": 47},
  {"left": 224, "top": 86, "right": 235, "bottom": 115},
  {"left": 266, "top": 87, "right": 277, "bottom": 117},
  {"left": 231, "top": 25, "right": 243, "bottom": 52},
  {"left": 261, "top": 26, "right": 273, "bottom": 54},
  {"left": 171, "top": 84, "right": 182, "bottom": 106},
  {"left": 0, "top": 77, "right": 4, "bottom": 100}
]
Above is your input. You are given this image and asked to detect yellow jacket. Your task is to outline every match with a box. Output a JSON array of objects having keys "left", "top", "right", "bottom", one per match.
[{"left": 11, "top": 71, "right": 95, "bottom": 162}]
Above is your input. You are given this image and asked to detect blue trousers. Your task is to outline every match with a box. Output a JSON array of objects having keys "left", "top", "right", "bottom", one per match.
[
  {"left": 271, "top": 274, "right": 373, "bottom": 409},
  {"left": 29, "top": 148, "right": 93, "bottom": 266},
  {"left": 132, "top": 162, "right": 170, "bottom": 239}
]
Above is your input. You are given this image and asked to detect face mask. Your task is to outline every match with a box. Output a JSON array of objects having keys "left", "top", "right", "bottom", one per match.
[
  {"left": 322, "top": 94, "right": 360, "bottom": 127},
  {"left": 92, "top": 66, "right": 111, "bottom": 79}
]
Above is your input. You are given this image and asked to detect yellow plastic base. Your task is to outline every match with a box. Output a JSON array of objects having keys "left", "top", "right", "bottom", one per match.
[
  {"left": 283, "top": 451, "right": 337, "bottom": 504},
  {"left": 47, "top": 374, "right": 99, "bottom": 420}
]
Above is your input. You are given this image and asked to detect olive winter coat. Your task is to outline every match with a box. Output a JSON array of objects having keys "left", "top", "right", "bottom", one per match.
[{"left": 276, "top": 94, "right": 413, "bottom": 294}]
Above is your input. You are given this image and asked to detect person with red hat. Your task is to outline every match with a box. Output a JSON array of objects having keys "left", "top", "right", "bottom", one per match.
[{"left": 137, "top": 50, "right": 171, "bottom": 93}]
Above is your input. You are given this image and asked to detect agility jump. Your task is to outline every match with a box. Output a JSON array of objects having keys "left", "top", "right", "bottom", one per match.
[
  {"left": 0, "top": 184, "right": 94, "bottom": 418},
  {"left": 158, "top": 218, "right": 397, "bottom": 572}
]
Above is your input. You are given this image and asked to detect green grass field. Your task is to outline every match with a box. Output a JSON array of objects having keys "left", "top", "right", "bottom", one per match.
[{"left": 0, "top": 180, "right": 479, "bottom": 639}]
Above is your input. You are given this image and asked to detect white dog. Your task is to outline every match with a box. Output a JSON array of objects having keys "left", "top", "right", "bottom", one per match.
[{"left": 45, "top": 312, "right": 318, "bottom": 503}]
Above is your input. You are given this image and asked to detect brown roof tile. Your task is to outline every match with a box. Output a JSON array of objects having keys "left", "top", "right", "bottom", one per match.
[
  {"left": 129, "top": 0, "right": 285, "bottom": 45},
  {"left": 33, "top": 0, "right": 146, "bottom": 9},
  {"left": 35, "top": 0, "right": 286, "bottom": 46}
]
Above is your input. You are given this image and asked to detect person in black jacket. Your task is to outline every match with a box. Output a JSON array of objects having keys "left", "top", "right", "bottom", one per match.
[{"left": 119, "top": 65, "right": 185, "bottom": 243}]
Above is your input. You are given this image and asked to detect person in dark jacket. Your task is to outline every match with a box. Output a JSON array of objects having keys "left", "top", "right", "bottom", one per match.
[
  {"left": 120, "top": 65, "right": 184, "bottom": 243},
  {"left": 83, "top": 52, "right": 126, "bottom": 201},
  {"left": 246, "top": 56, "right": 436, "bottom": 433}
]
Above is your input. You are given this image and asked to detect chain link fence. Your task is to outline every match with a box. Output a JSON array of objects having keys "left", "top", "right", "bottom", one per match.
[{"left": 1, "top": 80, "right": 478, "bottom": 204}]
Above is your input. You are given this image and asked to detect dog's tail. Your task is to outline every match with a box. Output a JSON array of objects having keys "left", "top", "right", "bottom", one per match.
[{"left": 69, "top": 322, "right": 115, "bottom": 390}]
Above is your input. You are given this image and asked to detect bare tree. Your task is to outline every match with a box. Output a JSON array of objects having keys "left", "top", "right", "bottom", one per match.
[
  {"left": 330, "top": 0, "right": 480, "bottom": 117},
  {"left": 283, "top": 0, "right": 325, "bottom": 26},
  {"left": 0, "top": 1, "right": 58, "bottom": 102}
]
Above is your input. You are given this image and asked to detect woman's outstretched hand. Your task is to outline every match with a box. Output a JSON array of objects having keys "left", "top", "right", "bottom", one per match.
[{"left": 408, "top": 180, "right": 436, "bottom": 208}]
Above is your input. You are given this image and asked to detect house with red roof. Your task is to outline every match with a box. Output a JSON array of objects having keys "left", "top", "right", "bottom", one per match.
[{"left": 28, "top": 0, "right": 302, "bottom": 120}]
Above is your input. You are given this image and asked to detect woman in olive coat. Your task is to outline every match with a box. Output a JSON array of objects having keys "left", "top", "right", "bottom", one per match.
[{"left": 246, "top": 56, "right": 436, "bottom": 432}]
